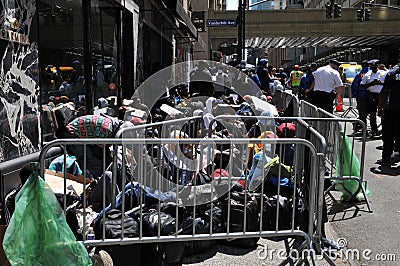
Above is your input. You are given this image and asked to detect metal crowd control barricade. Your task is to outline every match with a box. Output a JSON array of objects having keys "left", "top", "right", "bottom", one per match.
[
  {"left": 300, "top": 100, "right": 319, "bottom": 118},
  {"left": 274, "top": 90, "right": 300, "bottom": 116},
  {"left": 114, "top": 116, "right": 206, "bottom": 196},
  {"left": 115, "top": 116, "right": 206, "bottom": 139},
  {"left": 39, "top": 137, "right": 320, "bottom": 265},
  {"left": 209, "top": 115, "right": 327, "bottom": 253},
  {"left": 300, "top": 106, "right": 371, "bottom": 213}
]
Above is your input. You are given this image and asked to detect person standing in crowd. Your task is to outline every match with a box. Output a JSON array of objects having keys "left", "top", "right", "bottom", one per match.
[
  {"left": 268, "top": 67, "right": 280, "bottom": 96},
  {"left": 377, "top": 63, "right": 400, "bottom": 165},
  {"left": 189, "top": 60, "right": 213, "bottom": 96},
  {"left": 213, "top": 65, "right": 231, "bottom": 98},
  {"left": 276, "top": 67, "right": 288, "bottom": 89},
  {"left": 351, "top": 60, "right": 369, "bottom": 133},
  {"left": 338, "top": 66, "right": 347, "bottom": 84},
  {"left": 312, "top": 59, "right": 343, "bottom": 114},
  {"left": 71, "top": 60, "right": 85, "bottom": 101},
  {"left": 256, "top": 59, "right": 272, "bottom": 95},
  {"left": 287, "top": 65, "right": 303, "bottom": 95},
  {"left": 298, "top": 63, "right": 317, "bottom": 101},
  {"left": 360, "top": 60, "right": 387, "bottom": 137}
]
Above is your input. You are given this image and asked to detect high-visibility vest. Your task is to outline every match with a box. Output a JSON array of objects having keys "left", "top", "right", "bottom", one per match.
[{"left": 291, "top": 70, "right": 302, "bottom": 87}]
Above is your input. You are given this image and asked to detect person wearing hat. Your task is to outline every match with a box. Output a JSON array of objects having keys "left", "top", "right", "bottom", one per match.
[
  {"left": 311, "top": 59, "right": 344, "bottom": 113},
  {"left": 377, "top": 62, "right": 400, "bottom": 165},
  {"left": 287, "top": 65, "right": 303, "bottom": 95},
  {"left": 360, "top": 60, "right": 387, "bottom": 137}
]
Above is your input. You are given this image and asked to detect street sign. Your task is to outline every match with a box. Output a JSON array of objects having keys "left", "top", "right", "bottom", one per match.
[{"left": 206, "top": 19, "right": 236, "bottom": 27}]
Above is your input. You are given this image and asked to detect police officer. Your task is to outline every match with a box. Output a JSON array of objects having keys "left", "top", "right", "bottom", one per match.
[
  {"left": 312, "top": 59, "right": 344, "bottom": 114},
  {"left": 377, "top": 63, "right": 400, "bottom": 166},
  {"left": 360, "top": 60, "right": 387, "bottom": 137}
]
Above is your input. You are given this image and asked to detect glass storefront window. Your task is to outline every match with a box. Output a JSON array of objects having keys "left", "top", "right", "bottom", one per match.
[
  {"left": 37, "top": 0, "right": 85, "bottom": 140},
  {"left": 91, "top": 0, "right": 122, "bottom": 107},
  {"left": 38, "top": 0, "right": 136, "bottom": 141}
]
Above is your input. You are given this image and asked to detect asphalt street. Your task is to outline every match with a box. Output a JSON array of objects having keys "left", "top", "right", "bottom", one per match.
[{"left": 326, "top": 101, "right": 400, "bottom": 266}]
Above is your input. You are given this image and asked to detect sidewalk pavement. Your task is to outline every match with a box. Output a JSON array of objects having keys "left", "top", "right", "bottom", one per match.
[{"left": 182, "top": 222, "right": 350, "bottom": 266}]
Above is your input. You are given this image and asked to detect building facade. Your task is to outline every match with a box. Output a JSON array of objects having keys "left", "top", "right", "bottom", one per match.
[{"left": 0, "top": 0, "right": 203, "bottom": 163}]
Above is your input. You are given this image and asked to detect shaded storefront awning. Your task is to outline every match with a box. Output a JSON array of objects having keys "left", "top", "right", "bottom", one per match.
[
  {"left": 245, "top": 36, "right": 400, "bottom": 48},
  {"left": 165, "top": 0, "right": 207, "bottom": 52}
]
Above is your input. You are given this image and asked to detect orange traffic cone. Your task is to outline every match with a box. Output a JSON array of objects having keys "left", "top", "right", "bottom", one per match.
[{"left": 336, "top": 93, "right": 344, "bottom": 112}]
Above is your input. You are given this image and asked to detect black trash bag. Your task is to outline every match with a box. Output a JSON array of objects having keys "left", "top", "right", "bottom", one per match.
[
  {"left": 260, "top": 195, "right": 293, "bottom": 242},
  {"left": 94, "top": 208, "right": 139, "bottom": 239},
  {"left": 142, "top": 242, "right": 185, "bottom": 266},
  {"left": 194, "top": 170, "right": 213, "bottom": 185},
  {"left": 203, "top": 204, "right": 223, "bottom": 234},
  {"left": 221, "top": 192, "right": 260, "bottom": 248},
  {"left": 143, "top": 210, "right": 178, "bottom": 236},
  {"left": 159, "top": 201, "right": 186, "bottom": 224},
  {"left": 180, "top": 216, "right": 215, "bottom": 256},
  {"left": 142, "top": 210, "right": 185, "bottom": 266}
]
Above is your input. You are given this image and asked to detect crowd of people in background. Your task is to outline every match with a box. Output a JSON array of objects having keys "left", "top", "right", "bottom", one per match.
[{"left": 210, "top": 57, "right": 400, "bottom": 168}]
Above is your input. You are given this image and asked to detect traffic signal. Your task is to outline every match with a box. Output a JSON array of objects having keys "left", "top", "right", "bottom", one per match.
[
  {"left": 365, "top": 8, "right": 372, "bottom": 21},
  {"left": 44, "top": 14, "right": 49, "bottom": 25},
  {"left": 326, "top": 3, "right": 333, "bottom": 19},
  {"left": 334, "top": 4, "right": 342, "bottom": 18},
  {"left": 356, "top": 9, "right": 364, "bottom": 22},
  {"left": 51, "top": 14, "right": 56, "bottom": 25}
]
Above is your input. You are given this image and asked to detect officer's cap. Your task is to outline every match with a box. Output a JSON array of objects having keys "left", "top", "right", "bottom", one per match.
[{"left": 329, "top": 59, "right": 341, "bottom": 67}]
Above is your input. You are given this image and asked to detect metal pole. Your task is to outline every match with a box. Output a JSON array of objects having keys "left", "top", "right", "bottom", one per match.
[
  {"left": 83, "top": 0, "right": 93, "bottom": 114},
  {"left": 242, "top": 1, "right": 246, "bottom": 62},
  {"left": 237, "top": 0, "right": 243, "bottom": 63}
]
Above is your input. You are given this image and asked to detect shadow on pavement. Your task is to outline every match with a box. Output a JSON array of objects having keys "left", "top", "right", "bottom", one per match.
[
  {"left": 181, "top": 242, "right": 218, "bottom": 264},
  {"left": 326, "top": 194, "right": 370, "bottom": 222},
  {"left": 370, "top": 166, "right": 400, "bottom": 176},
  {"left": 217, "top": 243, "right": 258, "bottom": 256}
]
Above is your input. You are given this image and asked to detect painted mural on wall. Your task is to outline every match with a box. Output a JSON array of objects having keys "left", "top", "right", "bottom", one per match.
[{"left": 0, "top": 1, "right": 39, "bottom": 162}]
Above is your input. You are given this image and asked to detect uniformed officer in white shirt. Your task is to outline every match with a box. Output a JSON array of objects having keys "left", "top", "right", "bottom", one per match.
[
  {"left": 312, "top": 59, "right": 344, "bottom": 113},
  {"left": 360, "top": 60, "right": 387, "bottom": 137}
]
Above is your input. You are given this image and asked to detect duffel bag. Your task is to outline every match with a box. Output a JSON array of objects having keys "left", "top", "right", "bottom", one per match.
[
  {"left": 142, "top": 210, "right": 184, "bottom": 265},
  {"left": 180, "top": 216, "right": 216, "bottom": 256},
  {"left": 221, "top": 192, "right": 260, "bottom": 248},
  {"left": 260, "top": 195, "right": 292, "bottom": 241}
]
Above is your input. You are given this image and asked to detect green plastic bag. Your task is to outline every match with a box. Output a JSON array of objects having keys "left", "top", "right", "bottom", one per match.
[
  {"left": 2, "top": 170, "right": 92, "bottom": 266},
  {"left": 335, "top": 132, "right": 372, "bottom": 201}
]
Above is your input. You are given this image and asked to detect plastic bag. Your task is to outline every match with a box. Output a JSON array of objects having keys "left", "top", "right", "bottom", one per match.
[
  {"left": 335, "top": 133, "right": 372, "bottom": 201},
  {"left": 2, "top": 171, "right": 91, "bottom": 266}
]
